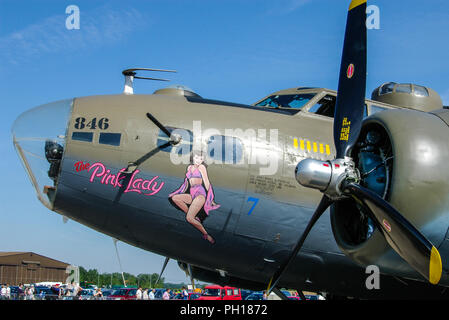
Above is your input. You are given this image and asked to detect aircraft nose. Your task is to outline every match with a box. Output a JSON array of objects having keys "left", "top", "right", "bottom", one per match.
[{"left": 12, "top": 99, "right": 73, "bottom": 209}]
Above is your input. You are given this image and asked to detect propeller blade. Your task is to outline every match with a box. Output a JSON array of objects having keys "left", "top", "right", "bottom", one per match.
[
  {"left": 267, "top": 195, "right": 333, "bottom": 293},
  {"left": 333, "top": 0, "right": 367, "bottom": 158},
  {"left": 346, "top": 183, "right": 442, "bottom": 284}
]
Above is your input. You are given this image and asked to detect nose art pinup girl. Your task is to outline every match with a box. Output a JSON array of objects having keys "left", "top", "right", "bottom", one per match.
[{"left": 169, "top": 151, "right": 220, "bottom": 244}]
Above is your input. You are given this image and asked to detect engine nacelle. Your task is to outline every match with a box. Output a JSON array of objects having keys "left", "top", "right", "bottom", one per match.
[{"left": 330, "top": 108, "right": 449, "bottom": 274}]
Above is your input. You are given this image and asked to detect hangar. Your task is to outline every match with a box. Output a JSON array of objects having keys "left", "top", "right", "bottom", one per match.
[{"left": 0, "top": 252, "right": 70, "bottom": 285}]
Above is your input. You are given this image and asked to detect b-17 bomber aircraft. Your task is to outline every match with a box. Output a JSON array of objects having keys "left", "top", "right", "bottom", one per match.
[{"left": 11, "top": 0, "right": 449, "bottom": 299}]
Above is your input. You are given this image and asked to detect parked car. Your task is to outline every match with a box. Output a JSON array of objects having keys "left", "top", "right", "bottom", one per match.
[
  {"left": 305, "top": 294, "right": 325, "bottom": 300},
  {"left": 108, "top": 288, "right": 138, "bottom": 300},
  {"left": 197, "top": 285, "right": 242, "bottom": 300},
  {"left": 267, "top": 290, "right": 301, "bottom": 300},
  {"left": 34, "top": 287, "right": 58, "bottom": 300},
  {"left": 79, "top": 289, "right": 95, "bottom": 300},
  {"left": 101, "top": 289, "right": 115, "bottom": 298},
  {"left": 173, "top": 292, "right": 201, "bottom": 300},
  {"left": 245, "top": 292, "right": 264, "bottom": 300},
  {"left": 240, "top": 289, "right": 253, "bottom": 300}
]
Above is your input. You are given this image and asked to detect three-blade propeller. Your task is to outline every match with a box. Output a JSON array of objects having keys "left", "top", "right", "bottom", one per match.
[{"left": 267, "top": 0, "right": 442, "bottom": 293}]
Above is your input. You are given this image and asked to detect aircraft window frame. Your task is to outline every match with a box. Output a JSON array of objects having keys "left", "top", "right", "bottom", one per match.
[
  {"left": 99, "top": 132, "right": 122, "bottom": 146},
  {"left": 305, "top": 92, "right": 368, "bottom": 119},
  {"left": 72, "top": 131, "right": 93, "bottom": 142},
  {"left": 413, "top": 85, "right": 429, "bottom": 97},
  {"left": 254, "top": 93, "right": 317, "bottom": 110},
  {"left": 207, "top": 135, "right": 243, "bottom": 164},
  {"left": 395, "top": 83, "right": 412, "bottom": 94},
  {"left": 379, "top": 82, "right": 396, "bottom": 95},
  {"left": 369, "top": 104, "right": 388, "bottom": 115},
  {"left": 157, "top": 127, "right": 193, "bottom": 155},
  {"left": 307, "top": 94, "right": 337, "bottom": 118}
]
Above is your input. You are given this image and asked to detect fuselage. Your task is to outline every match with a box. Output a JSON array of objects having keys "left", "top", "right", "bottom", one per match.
[{"left": 12, "top": 87, "right": 449, "bottom": 298}]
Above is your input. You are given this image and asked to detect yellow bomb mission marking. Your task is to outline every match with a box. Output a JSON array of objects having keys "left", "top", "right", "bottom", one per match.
[
  {"left": 340, "top": 117, "right": 351, "bottom": 141},
  {"left": 293, "top": 138, "right": 331, "bottom": 156}
]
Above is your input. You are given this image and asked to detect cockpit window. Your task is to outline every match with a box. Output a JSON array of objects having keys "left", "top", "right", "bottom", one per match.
[
  {"left": 395, "top": 84, "right": 412, "bottom": 94},
  {"left": 307, "top": 95, "right": 336, "bottom": 118},
  {"left": 255, "top": 94, "right": 315, "bottom": 109},
  {"left": 413, "top": 85, "right": 429, "bottom": 97},
  {"left": 379, "top": 82, "right": 396, "bottom": 95}
]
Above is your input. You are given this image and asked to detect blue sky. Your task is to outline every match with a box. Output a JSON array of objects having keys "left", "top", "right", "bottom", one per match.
[{"left": 1, "top": 0, "right": 449, "bottom": 283}]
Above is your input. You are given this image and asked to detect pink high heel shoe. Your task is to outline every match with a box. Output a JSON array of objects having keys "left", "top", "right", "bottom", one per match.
[{"left": 202, "top": 233, "right": 215, "bottom": 245}]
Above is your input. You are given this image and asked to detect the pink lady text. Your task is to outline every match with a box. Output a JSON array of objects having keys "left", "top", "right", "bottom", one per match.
[{"left": 74, "top": 161, "right": 164, "bottom": 196}]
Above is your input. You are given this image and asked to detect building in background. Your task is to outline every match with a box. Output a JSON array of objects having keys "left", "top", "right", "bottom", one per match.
[{"left": 0, "top": 252, "right": 70, "bottom": 285}]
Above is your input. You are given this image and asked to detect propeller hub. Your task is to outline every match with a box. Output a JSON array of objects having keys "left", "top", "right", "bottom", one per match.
[{"left": 295, "top": 157, "right": 360, "bottom": 200}]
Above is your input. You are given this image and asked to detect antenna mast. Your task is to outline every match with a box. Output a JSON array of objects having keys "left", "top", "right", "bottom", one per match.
[{"left": 122, "top": 68, "right": 177, "bottom": 94}]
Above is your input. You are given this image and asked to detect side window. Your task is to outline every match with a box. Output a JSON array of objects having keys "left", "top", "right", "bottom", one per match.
[
  {"left": 233, "top": 289, "right": 239, "bottom": 295},
  {"left": 99, "top": 133, "right": 121, "bottom": 146},
  {"left": 395, "top": 83, "right": 412, "bottom": 94},
  {"left": 308, "top": 95, "right": 336, "bottom": 117},
  {"left": 380, "top": 82, "right": 396, "bottom": 95},
  {"left": 72, "top": 131, "right": 93, "bottom": 142},
  {"left": 255, "top": 96, "right": 280, "bottom": 108},
  {"left": 370, "top": 104, "right": 387, "bottom": 115},
  {"left": 309, "top": 95, "right": 368, "bottom": 118},
  {"left": 227, "top": 289, "right": 232, "bottom": 296},
  {"left": 414, "top": 85, "right": 429, "bottom": 97},
  {"left": 207, "top": 135, "right": 243, "bottom": 164},
  {"left": 157, "top": 127, "right": 193, "bottom": 155}
]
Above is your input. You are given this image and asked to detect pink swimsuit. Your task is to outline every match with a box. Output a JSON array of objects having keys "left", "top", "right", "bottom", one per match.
[
  {"left": 169, "top": 165, "right": 221, "bottom": 215},
  {"left": 187, "top": 167, "right": 207, "bottom": 199}
]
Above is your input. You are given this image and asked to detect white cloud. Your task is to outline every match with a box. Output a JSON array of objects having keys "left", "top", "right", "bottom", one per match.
[
  {"left": 0, "top": 6, "right": 148, "bottom": 66},
  {"left": 264, "top": 0, "right": 312, "bottom": 16}
]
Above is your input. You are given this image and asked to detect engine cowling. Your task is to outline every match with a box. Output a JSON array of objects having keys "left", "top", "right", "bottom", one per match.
[{"left": 330, "top": 108, "right": 449, "bottom": 275}]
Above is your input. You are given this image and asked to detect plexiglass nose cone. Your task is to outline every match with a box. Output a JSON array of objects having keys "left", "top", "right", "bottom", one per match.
[{"left": 12, "top": 99, "right": 73, "bottom": 209}]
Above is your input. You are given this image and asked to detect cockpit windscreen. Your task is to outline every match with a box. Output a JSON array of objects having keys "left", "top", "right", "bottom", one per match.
[{"left": 255, "top": 93, "right": 315, "bottom": 109}]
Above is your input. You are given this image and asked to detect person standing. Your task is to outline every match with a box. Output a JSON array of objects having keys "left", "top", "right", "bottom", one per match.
[
  {"left": 1, "top": 285, "right": 6, "bottom": 300},
  {"left": 6, "top": 284, "right": 11, "bottom": 300},
  {"left": 142, "top": 288, "right": 149, "bottom": 300},
  {"left": 136, "top": 287, "right": 143, "bottom": 300},
  {"left": 72, "top": 283, "right": 80, "bottom": 297},
  {"left": 29, "top": 285, "right": 35, "bottom": 300},
  {"left": 162, "top": 288, "right": 170, "bottom": 300},
  {"left": 149, "top": 288, "right": 155, "bottom": 300},
  {"left": 94, "top": 288, "right": 103, "bottom": 300},
  {"left": 182, "top": 287, "right": 188, "bottom": 300},
  {"left": 18, "top": 284, "right": 24, "bottom": 300}
]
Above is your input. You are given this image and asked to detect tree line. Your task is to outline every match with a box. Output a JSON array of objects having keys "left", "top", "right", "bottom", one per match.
[{"left": 79, "top": 266, "right": 187, "bottom": 289}]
